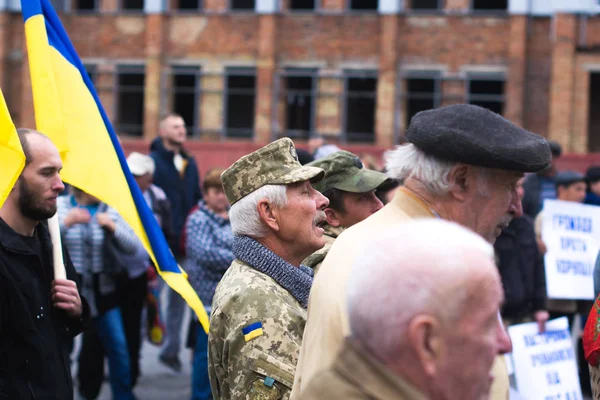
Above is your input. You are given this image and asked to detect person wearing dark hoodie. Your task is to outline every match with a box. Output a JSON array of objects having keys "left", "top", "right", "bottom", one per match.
[
  {"left": 150, "top": 112, "right": 202, "bottom": 373},
  {"left": 585, "top": 166, "right": 600, "bottom": 206}
]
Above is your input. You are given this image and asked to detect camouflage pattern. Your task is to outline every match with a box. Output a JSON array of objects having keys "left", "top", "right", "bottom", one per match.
[
  {"left": 208, "top": 259, "right": 307, "bottom": 400},
  {"left": 302, "top": 224, "right": 345, "bottom": 274},
  {"left": 307, "top": 150, "right": 388, "bottom": 194},
  {"left": 221, "top": 138, "right": 325, "bottom": 206}
]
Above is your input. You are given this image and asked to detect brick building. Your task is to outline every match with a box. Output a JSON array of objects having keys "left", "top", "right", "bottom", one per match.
[{"left": 2, "top": 0, "right": 600, "bottom": 170}]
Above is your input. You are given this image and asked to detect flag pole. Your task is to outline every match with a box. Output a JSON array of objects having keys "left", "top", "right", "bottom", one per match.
[{"left": 48, "top": 211, "right": 66, "bottom": 279}]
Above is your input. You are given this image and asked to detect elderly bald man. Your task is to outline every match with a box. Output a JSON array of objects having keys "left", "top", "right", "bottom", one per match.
[
  {"left": 301, "top": 219, "right": 511, "bottom": 400},
  {"left": 290, "top": 104, "right": 552, "bottom": 400}
]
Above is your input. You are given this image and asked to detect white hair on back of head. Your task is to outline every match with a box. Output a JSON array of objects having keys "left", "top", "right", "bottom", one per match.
[
  {"left": 229, "top": 184, "right": 288, "bottom": 238},
  {"left": 384, "top": 144, "right": 456, "bottom": 195},
  {"left": 346, "top": 219, "right": 494, "bottom": 365}
]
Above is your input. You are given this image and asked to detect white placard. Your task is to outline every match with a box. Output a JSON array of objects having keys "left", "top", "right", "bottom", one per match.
[
  {"left": 541, "top": 199, "right": 600, "bottom": 300},
  {"left": 508, "top": 317, "right": 582, "bottom": 400}
]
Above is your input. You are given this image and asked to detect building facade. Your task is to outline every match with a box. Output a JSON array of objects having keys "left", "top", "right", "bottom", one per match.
[{"left": 3, "top": 0, "right": 600, "bottom": 168}]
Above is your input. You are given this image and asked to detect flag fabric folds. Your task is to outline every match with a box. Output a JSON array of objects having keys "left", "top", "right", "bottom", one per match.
[
  {"left": 0, "top": 88, "right": 25, "bottom": 209},
  {"left": 21, "top": 0, "right": 209, "bottom": 332}
]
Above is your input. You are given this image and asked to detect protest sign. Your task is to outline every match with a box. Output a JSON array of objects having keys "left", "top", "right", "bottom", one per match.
[
  {"left": 541, "top": 199, "right": 600, "bottom": 300},
  {"left": 508, "top": 317, "right": 582, "bottom": 400}
]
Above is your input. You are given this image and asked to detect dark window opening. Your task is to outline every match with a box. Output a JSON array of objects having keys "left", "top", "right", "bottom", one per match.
[
  {"left": 230, "top": 0, "right": 255, "bottom": 9},
  {"left": 122, "top": 0, "right": 144, "bottom": 10},
  {"left": 225, "top": 69, "right": 256, "bottom": 138},
  {"left": 290, "top": 0, "right": 315, "bottom": 10},
  {"left": 345, "top": 76, "right": 377, "bottom": 143},
  {"left": 472, "top": 0, "right": 507, "bottom": 10},
  {"left": 73, "top": 0, "right": 96, "bottom": 10},
  {"left": 285, "top": 75, "right": 314, "bottom": 138},
  {"left": 116, "top": 68, "right": 145, "bottom": 137},
  {"left": 83, "top": 64, "right": 97, "bottom": 84},
  {"left": 588, "top": 73, "right": 600, "bottom": 152},
  {"left": 468, "top": 78, "right": 504, "bottom": 115},
  {"left": 349, "top": 0, "right": 378, "bottom": 10},
  {"left": 406, "top": 78, "right": 437, "bottom": 127},
  {"left": 177, "top": 0, "right": 202, "bottom": 9},
  {"left": 50, "top": 0, "right": 67, "bottom": 10},
  {"left": 411, "top": 0, "right": 440, "bottom": 10},
  {"left": 172, "top": 68, "right": 199, "bottom": 137}
]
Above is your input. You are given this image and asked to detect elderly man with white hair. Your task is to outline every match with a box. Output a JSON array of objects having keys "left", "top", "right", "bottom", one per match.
[
  {"left": 301, "top": 219, "right": 511, "bottom": 399},
  {"left": 208, "top": 138, "right": 329, "bottom": 400},
  {"left": 290, "top": 104, "right": 552, "bottom": 400}
]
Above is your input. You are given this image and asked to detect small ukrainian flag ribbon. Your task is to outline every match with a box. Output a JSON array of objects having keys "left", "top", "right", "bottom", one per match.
[{"left": 242, "top": 321, "right": 264, "bottom": 342}]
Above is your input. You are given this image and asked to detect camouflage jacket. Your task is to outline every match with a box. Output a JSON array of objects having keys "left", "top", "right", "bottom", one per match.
[
  {"left": 208, "top": 259, "right": 307, "bottom": 400},
  {"left": 302, "top": 224, "right": 345, "bottom": 274}
]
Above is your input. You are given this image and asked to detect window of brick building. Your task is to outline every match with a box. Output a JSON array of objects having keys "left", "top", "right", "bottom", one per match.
[
  {"left": 344, "top": 72, "right": 377, "bottom": 143},
  {"left": 116, "top": 66, "right": 145, "bottom": 137},
  {"left": 284, "top": 70, "right": 315, "bottom": 139},
  {"left": 290, "top": 0, "right": 316, "bottom": 10},
  {"left": 171, "top": 66, "right": 200, "bottom": 137},
  {"left": 72, "top": 0, "right": 97, "bottom": 11},
  {"left": 176, "top": 0, "right": 202, "bottom": 10},
  {"left": 471, "top": 0, "right": 507, "bottom": 11},
  {"left": 404, "top": 73, "right": 440, "bottom": 127},
  {"left": 121, "top": 0, "right": 144, "bottom": 10},
  {"left": 224, "top": 67, "right": 256, "bottom": 138},
  {"left": 349, "top": 0, "right": 378, "bottom": 11},
  {"left": 411, "top": 0, "right": 441, "bottom": 10},
  {"left": 588, "top": 73, "right": 600, "bottom": 152},
  {"left": 467, "top": 75, "right": 504, "bottom": 115},
  {"left": 230, "top": 0, "right": 255, "bottom": 10}
]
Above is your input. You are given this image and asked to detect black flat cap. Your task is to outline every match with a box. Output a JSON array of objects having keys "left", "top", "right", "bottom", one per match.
[
  {"left": 555, "top": 171, "right": 585, "bottom": 187},
  {"left": 406, "top": 104, "right": 552, "bottom": 173}
]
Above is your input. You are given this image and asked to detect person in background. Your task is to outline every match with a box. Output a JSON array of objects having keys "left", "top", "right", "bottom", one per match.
[
  {"left": 522, "top": 140, "right": 562, "bottom": 218},
  {"left": 495, "top": 177, "right": 548, "bottom": 333},
  {"left": 301, "top": 220, "right": 511, "bottom": 400},
  {"left": 185, "top": 168, "right": 235, "bottom": 400},
  {"left": 585, "top": 166, "right": 600, "bottom": 206},
  {"left": 534, "top": 170, "right": 589, "bottom": 395},
  {"left": 303, "top": 151, "right": 388, "bottom": 274},
  {"left": 150, "top": 113, "right": 202, "bottom": 373},
  {"left": 58, "top": 187, "right": 138, "bottom": 400},
  {"left": 0, "top": 129, "right": 89, "bottom": 400}
]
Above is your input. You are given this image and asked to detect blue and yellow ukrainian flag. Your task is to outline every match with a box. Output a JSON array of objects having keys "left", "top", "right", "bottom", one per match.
[
  {"left": 21, "top": 0, "right": 209, "bottom": 332},
  {"left": 0, "top": 88, "right": 25, "bottom": 209}
]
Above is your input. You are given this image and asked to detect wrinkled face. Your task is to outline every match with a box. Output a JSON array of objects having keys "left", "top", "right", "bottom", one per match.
[
  {"left": 276, "top": 181, "right": 329, "bottom": 259},
  {"left": 558, "top": 182, "right": 586, "bottom": 203},
  {"left": 204, "top": 186, "right": 229, "bottom": 214},
  {"left": 468, "top": 169, "right": 524, "bottom": 244},
  {"left": 134, "top": 173, "right": 153, "bottom": 193},
  {"left": 336, "top": 190, "right": 384, "bottom": 228},
  {"left": 160, "top": 116, "right": 187, "bottom": 147},
  {"left": 435, "top": 259, "right": 509, "bottom": 400},
  {"left": 17, "top": 136, "right": 65, "bottom": 221}
]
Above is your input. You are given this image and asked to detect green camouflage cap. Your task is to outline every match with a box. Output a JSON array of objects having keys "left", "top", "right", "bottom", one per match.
[
  {"left": 221, "top": 138, "right": 325, "bottom": 205},
  {"left": 307, "top": 150, "right": 389, "bottom": 194}
]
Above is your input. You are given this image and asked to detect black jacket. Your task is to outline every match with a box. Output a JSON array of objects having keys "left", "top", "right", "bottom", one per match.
[
  {"left": 150, "top": 138, "right": 202, "bottom": 256},
  {"left": 494, "top": 215, "right": 546, "bottom": 319},
  {"left": 0, "top": 218, "right": 89, "bottom": 400}
]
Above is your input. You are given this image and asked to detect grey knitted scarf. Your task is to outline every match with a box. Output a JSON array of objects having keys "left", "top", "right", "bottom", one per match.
[{"left": 232, "top": 235, "right": 314, "bottom": 308}]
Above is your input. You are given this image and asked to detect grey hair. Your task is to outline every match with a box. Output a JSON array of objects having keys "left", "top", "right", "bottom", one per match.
[
  {"left": 385, "top": 143, "right": 492, "bottom": 197},
  {"left": 229, "top": 185, "right": 288, "bottom": 238},
  {"left": 347, "top": 219, "right": 495, "bottom": 365}
]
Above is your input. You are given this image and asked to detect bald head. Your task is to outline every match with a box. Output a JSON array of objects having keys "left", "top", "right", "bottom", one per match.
[
  {"left": 347, "top": 220, "right": 509, "bottom": 400},
  {"left": 17, "top": 128, "right": 53, "bottom": 166}
]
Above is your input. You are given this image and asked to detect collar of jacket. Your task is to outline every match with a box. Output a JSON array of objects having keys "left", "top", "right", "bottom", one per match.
[
  {"left": 150, "top": 137, "right": 191, "bottom": 161},
  {"left": 0, "top": 217, "right": 52, "bottom": 255},
  {"left": 334, "top": 338, "right": 428, "bottom": 400}
]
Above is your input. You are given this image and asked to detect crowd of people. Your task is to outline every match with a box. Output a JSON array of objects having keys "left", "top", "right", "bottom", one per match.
[{"left": 3, "top": 104, "right": 600, "bottom": 400}]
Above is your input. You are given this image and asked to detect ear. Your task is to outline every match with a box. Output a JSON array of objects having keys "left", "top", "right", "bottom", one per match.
[
  {"left": 447, "top": 164, "right": 473, "bottom": 202},
  {"left": 324, "top": 208, "right": 342, "bottom": 228},
  {"left": 407, "top": 315, "right": 443, "bottom": 377},
  {"left": 257, "top": 198, "right": 280, "bottom": 232}
]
